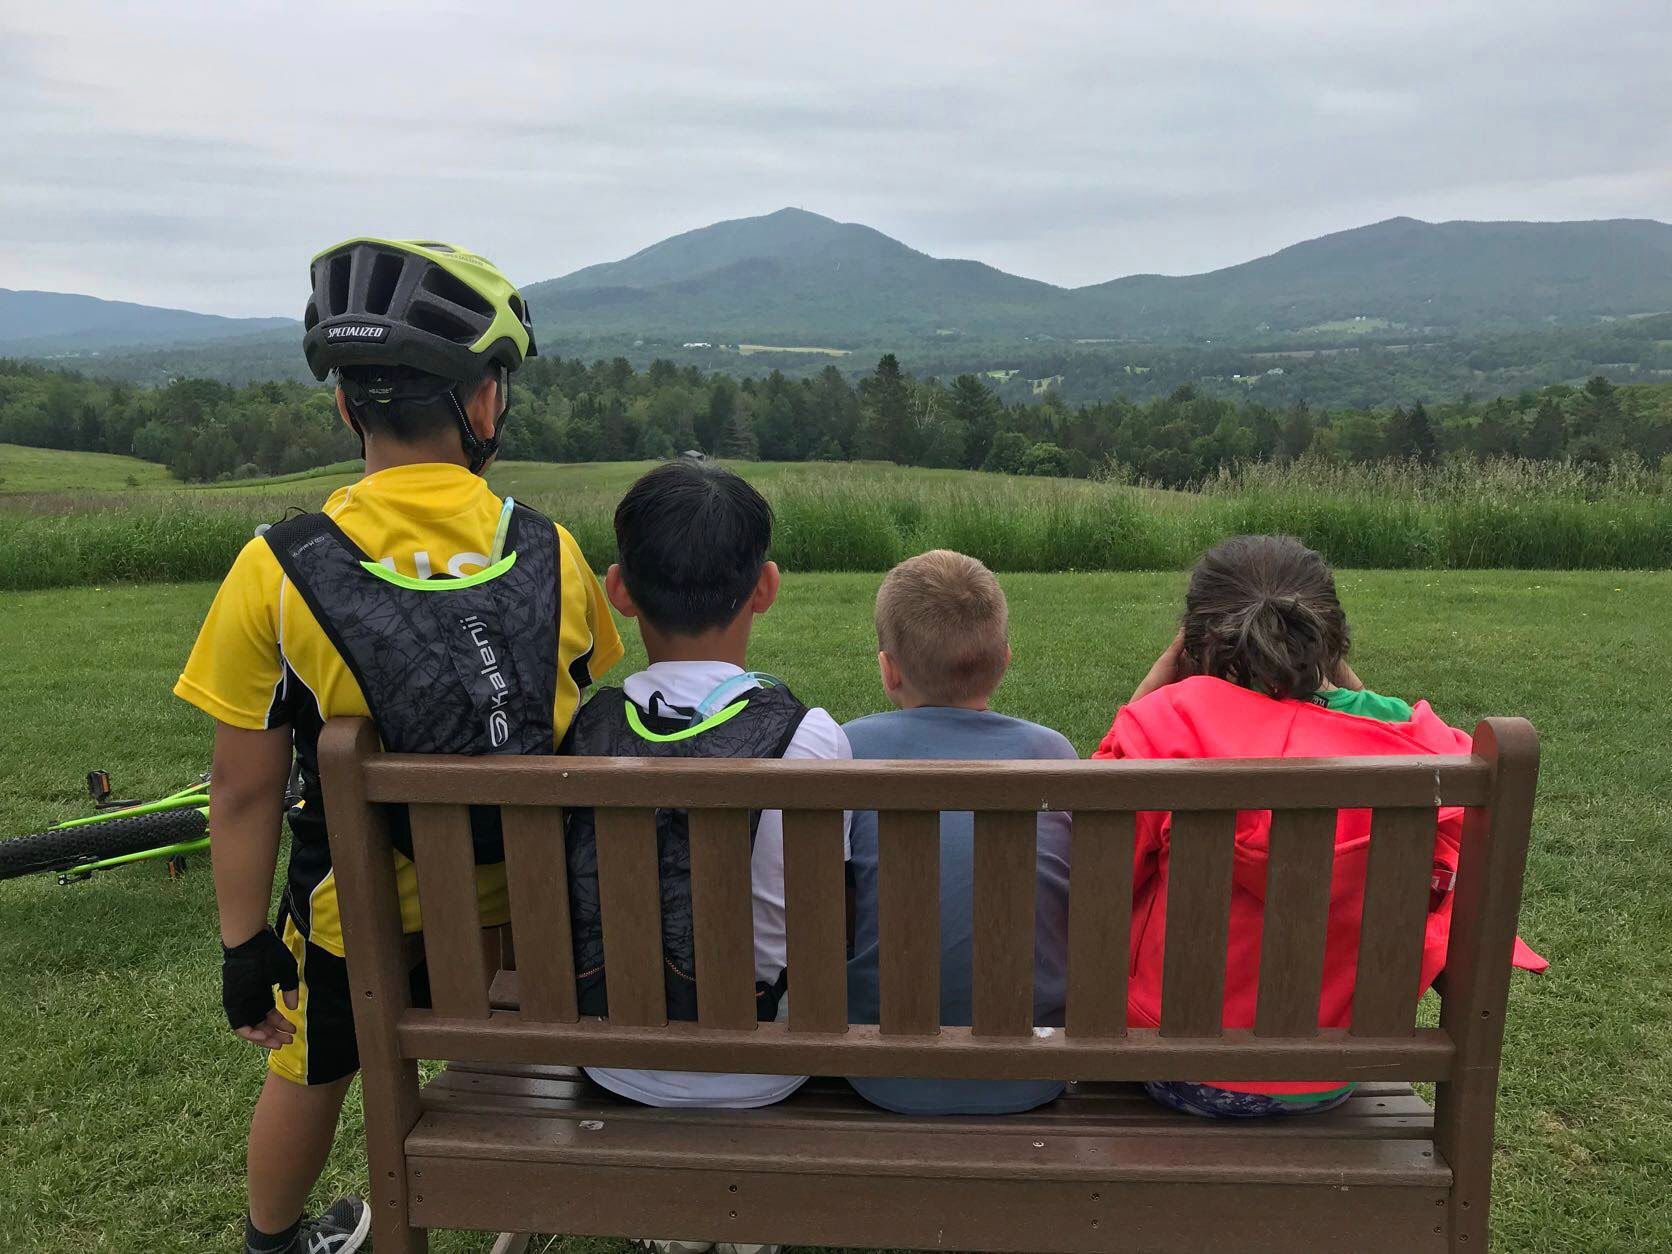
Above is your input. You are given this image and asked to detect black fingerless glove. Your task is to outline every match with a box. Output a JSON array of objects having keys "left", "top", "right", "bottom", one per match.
[{"left": 221, "top": 927, "right": 299, "bottom": 1031}]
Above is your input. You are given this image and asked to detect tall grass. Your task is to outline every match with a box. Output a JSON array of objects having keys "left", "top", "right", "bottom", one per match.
[{"left": 1, "top": 458, "right": 1667, "bottom": 590}]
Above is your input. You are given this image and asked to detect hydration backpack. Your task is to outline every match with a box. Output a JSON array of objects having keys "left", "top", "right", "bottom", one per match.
[
  {"left": 563, "top": 682, "right": 809, "bottom": 1021},
  {"left": 263, "top": 498, "right": 562, "bottom": 864}
]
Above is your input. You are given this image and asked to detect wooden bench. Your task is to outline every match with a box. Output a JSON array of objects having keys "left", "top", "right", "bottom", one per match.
[{"left": 319, "top": 714, "right": 1539, "bottom": 1254}]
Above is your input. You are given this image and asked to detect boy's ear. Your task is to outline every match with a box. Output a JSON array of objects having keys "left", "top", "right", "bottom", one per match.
[
  {"left": 749, "top": 561, "right": 781, "bottom": 615},
  {"left": 878, "top": 649, "right": 904, "bottom": 694},
  {"left": 334, "top": 387, "right": 356, "bottom": 432},
  {"left": 463, "top": 373, "right": 503, "bottom": 442},
  {"left": 604, "top": 564, "right": 639, "bottom": 619}
]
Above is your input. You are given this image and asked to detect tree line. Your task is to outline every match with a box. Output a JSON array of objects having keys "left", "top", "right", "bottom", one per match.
[{"left": 1, "top": 354, "right": 1668, "bottom": 488}]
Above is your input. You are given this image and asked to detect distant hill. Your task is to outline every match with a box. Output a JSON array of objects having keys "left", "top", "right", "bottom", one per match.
[
  {"left": 527, "top": 207, "right": 1059, "bottom": 341},
  {"left": 527, "top": 209, "right": 1672, "bottom": 343},
  {"left": 0, "top": 289, "right": 295, "bottom": 356},
  {"left": 13, "top": 211, "right": 1672, "bottom": 378},
  {"left": 1067, "top": 216, "right": 1672, "bottom": 338}
]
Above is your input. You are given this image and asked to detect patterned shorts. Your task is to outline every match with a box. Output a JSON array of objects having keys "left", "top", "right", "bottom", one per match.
[{"left": 1144, "top": 1080, "right": 1355, "bottom": 1118}]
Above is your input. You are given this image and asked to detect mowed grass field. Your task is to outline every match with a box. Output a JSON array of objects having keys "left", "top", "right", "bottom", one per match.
[
  {"left": 1, "top": 570, "right": 1669, "bottom": 1252},
  {"left": 0, "top": 443, "right": 178, "bottom": 492}
]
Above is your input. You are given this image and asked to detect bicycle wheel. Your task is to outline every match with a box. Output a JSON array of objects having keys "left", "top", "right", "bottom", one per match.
[{"left": 0, "top": 808, "right": 208, "bottom": 880}]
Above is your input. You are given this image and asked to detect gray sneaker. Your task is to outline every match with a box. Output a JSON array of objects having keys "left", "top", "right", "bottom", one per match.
[{"left": 285, "top": 1197, "right": 371, "bottom": 1254}]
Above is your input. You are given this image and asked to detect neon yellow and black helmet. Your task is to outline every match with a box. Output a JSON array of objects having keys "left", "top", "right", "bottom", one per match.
[{"left": 302, "top": 238, "right": 537, "bottom": 384}]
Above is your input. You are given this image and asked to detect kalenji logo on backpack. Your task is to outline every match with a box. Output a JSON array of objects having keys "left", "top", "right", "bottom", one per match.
[
  {"left": 324, "top": 324, "right": 388, "bottom": 341},
  {"left": 463, "top": 614, "right": 515, "bottom": 748}
]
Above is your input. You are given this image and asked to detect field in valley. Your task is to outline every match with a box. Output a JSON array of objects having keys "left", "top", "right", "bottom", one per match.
[
  {"left": 1, "top": 446, "right": 1667, "bottom": 592},
  {"left": 0, "top": 569, "right": 1669, "bottom": 1252}
]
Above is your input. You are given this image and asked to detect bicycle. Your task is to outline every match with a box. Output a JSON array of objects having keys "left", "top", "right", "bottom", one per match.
[{"left": 0, "top": 770, "right": 213, "bottom": 884}]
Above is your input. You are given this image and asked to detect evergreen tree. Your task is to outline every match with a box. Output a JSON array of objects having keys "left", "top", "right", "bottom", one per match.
[
  {"left": 1387, "top": 402, "right": 1438, "bottom": 462},
  {"left": 718, "top": 410, "right": 759, "bottom": 460},
  {"left": 1523, "top": 398, "right": 1567, "bottom": 459},
  {"left": 1278, "top": 403, "right": 1314, "bottom": 460},
  {"left": 857, "top": 353, "right": 911, "bottom": 462},
  {"left": 949, "top": 374, "right": 1000, "bottom": 469}
]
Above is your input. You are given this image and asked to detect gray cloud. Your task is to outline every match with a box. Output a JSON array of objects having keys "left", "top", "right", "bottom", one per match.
[{"left": 1, "top": 0, "right": 1667, "bottom": 315}]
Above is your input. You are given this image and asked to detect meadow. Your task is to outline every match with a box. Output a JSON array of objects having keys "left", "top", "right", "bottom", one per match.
[
  {"left": 1, "top": 447, "right": 1668, "bottom": 591},
  {"left": 1, "top": 569, "right": 1669, "bottom": 1252}
]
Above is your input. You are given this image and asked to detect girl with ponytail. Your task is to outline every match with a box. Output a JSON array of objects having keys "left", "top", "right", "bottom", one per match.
[{"left": 1094, "top": 535, "right": 1544, "bottom": 1119}]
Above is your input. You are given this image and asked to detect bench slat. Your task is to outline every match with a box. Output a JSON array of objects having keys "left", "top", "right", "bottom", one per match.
[
  {"left": 1352, "top": 807, "right": 1436, "bottom": 1037},
  {"left": 409, "top": 803, "right": 490, "bottom": 1019},
  {"left": 1066, "top": 810, "right": 1134, "bottom": 1038},
  {"left": 1160, "top": 810, "right": 1235, "bottom": 1037},
  {"left": 782, "top": 808, "right": 847, "bottom": 1033},
  {"left": 501, "top": 806, "right": 577, "bottom": 1024},
  {"left": 422, "top": 1065, "right": 1438, "bottom": 1138},
  {"left": 879, "top": 809, "right": 941, "bottom": 1035},
  {"left": 688, "top": 808, "right": 759, "bottom": 1031},
  {"left": 594, "top": 807, "right": 667, "bottom": 1028},
  {"left": 973, "top": 811, "right": 1037, "bottom": 1037},
  {"left": 400, "top": 1015, "right": 1457, "bottom": 1081},
  {"left": 406, "top": 1108, "right": 1451, "bottom": 1186},
  {"left": 1255, "top": 809, "right": 1337, "bottom": 1037},
  {"left": 365, "top": 754, "right": 1494, "bottom": 811},
  {"left": 407, "top": 1155, "right": 1450, "bottom": 1254}
]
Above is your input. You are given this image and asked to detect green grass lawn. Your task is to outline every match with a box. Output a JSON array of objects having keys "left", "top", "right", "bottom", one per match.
[
  {"left": 1, "top": 570, "right": 1669, "bottom": 1252},
  {"left": 0, "top": 443, "right": 177, "bottom": 493}
]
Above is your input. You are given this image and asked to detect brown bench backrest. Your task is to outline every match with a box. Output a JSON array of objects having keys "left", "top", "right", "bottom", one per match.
[{"left": 319, "top": 715, "right": 1537, "bottom": 1090}]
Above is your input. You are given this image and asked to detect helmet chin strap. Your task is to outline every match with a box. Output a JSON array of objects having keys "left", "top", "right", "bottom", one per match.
[{"left": 448, "top": 384, "right": 505, "bottom": 476}]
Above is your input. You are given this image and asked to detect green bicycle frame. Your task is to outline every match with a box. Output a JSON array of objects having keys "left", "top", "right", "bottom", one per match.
[
  {"left": 48, "top": 782, "right": 210, "bottom": 831},
  {"left": 64, "top": 830, "right": 211, "bottom": 877},
  {"left": 52, "top": 782, "right": 212, "bottom": 878}
]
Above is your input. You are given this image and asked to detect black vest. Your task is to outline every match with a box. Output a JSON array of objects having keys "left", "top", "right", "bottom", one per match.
[
  {"left": 563, "top": 683, "right": 809, "bottom": 1022},
  {"left": 263, "top": 501, "right": 562, "bottom": 864}
]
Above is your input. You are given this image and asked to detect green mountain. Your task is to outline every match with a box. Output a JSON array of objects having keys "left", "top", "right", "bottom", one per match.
[
  {"left": 14, "top": 211, "right": 1672, "bottom": 382},
  {"left": 1067, "top": 216, "right": 1672, "bottom": 337},
  {"left": 0, "top": 289, "right": 295, "bottom": 356},
  {"left": 527, "top": 207, "right": 1058, "bottom": 342},
  {"left": 527, "top": 209, "right": 1672, "bottom": 343}
]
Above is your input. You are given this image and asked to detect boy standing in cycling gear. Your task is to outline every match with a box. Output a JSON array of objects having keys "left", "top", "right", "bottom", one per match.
[{"left": 175, "top": 239, "right": 622, "bottom": 1254}]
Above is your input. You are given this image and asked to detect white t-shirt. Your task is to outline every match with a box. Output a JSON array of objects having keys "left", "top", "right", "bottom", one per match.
[{"left": 585, "top": 660, "right": 851, "bottom": 1109}]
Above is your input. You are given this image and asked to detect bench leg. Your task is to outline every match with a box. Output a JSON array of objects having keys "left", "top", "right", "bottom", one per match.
[
  {"left": 362, "top": 1057, "right": 428, "bottom": 1254},
  {"left": 1437, "top": 1069, "right": 1497, "bottom": 1251},
  {"left": 490, "top": 1235, "right": 533, "bottom": 1254}
]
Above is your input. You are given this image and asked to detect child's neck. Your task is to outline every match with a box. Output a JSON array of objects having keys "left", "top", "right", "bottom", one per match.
[
  {"left": 361, "top": 437, "right": 472, "bottom": 477},
  {"left": 641, "top": 619, "right": 754, "bottom": 670},
  {"left": 893, "top": 692, "right": 992, "bottom": 712}
]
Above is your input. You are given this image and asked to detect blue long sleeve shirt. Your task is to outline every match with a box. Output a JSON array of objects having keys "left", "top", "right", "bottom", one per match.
[{"left": 843, "top": 706, "right": 1075, "bottom": 1115}]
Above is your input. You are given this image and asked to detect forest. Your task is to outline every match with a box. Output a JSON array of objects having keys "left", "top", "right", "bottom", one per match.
[{"left": 1, "top": 352, "right": 1668, "bottom": 489}]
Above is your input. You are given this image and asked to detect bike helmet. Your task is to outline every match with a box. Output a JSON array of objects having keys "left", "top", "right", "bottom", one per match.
[{"left": 302, "top": 238, "right": 537, "bottom": 472}]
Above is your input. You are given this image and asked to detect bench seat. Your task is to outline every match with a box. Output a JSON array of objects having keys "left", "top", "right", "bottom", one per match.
[{"left": 407, "top": 1063, "right": 1452, "bottom": 1251}]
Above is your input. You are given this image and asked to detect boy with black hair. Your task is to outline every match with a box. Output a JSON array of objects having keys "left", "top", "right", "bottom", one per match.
[
  {"left": 565, "top": 459, "right": 851, "bottom": 1112},
  {"left": 176, "top": 239, "right": 621, "bottom": 1254}
]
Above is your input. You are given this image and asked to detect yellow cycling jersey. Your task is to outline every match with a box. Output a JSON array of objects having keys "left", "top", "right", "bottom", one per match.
[{"left": 176, "top": 461, "right": 622, "bottom": 735}]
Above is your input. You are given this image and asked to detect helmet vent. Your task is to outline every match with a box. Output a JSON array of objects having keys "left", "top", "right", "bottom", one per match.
[
  {"left": 328, "top": 254, "right": 352, "bottom": 317},
  {"left": 409, "top": 302, "right": 475, "bottom": 343},
  {"left": 508, "top": 293, "right": 527, "bottom": 324},
  {"left": 303, "top": 299, "right": 320, "bottom": 331},
  {"left": 422, "top": 266, "right": 494, "bottom": 318},
  {"left": 366, "top": 251, "right": 404, "bottom": 315}
]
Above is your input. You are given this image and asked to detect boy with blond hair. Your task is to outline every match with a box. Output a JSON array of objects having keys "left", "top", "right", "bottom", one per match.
[{"left": 844, "top": 549, "right": 1073, "bottom": 1114}]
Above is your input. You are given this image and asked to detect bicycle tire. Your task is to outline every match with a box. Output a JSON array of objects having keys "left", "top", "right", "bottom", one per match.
[{"left": 0, "top": 808, "right": 208, "bottom": 880}]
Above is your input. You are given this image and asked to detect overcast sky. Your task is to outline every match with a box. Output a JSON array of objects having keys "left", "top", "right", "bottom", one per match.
[{"left": 4, "top": 0, "right": 1668, "bottom": 317}]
